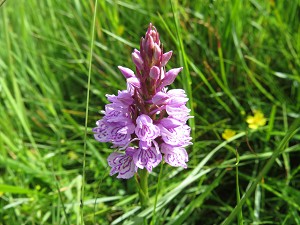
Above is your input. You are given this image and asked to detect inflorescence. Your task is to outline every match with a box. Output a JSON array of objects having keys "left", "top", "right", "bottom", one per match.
[{"left": 93, "top": 23, "right": 192, "bottom": 179}]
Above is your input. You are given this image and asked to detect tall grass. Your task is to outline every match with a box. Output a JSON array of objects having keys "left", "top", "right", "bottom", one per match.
[{"left": 0, "top": 0, "right": 299, "bottom": 224}]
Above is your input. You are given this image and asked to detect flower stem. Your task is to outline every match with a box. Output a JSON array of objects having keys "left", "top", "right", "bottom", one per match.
[{"left": 138, "top": 168, "right": 149, "bottom": 209}]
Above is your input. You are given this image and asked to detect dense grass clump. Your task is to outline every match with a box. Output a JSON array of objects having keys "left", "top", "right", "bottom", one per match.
[{"left": 0, "top": 0, "right": 299, "bottom": 224}]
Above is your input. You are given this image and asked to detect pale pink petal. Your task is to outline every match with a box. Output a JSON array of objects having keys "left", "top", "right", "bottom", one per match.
[
  {"left": 93, "top": 120, "right": 110, "bottom": 142},
  {"left": 161, "top": 143, "right": 188, "bottom": 168},
  {"left": 152, "top": 91, "right": 169, "bottom": 105},
  {"left": 135, "top": 115, "right": 160, "bottom": 141},
  {"left": 133, "top": 141, "right": 162, "bottom": 172},
  {"left": 162, "top": 51, "right": 173, "bottom": 66},
  {"left": 132, "top": 49, "right": 143, "bottom": 70},
  {"left": 118, "top": 66, "right": 135, "bottom": 78},
  {"left": 149, "top": 66, "right": 160, "bottom": 80},
  {"left": 158, "top": 67, "right": 182, "bottom": 89},
  {"left": 107, "top": 148, "right": 138, "bottom": 179}
]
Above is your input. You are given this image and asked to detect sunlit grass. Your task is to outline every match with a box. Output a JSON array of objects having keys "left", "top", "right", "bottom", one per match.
[{"left": 0, "top": 0, "right": 299, "bottom": 224}]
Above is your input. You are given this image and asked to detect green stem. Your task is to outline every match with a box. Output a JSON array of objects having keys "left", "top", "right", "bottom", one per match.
[
  {"left": 151, "top": 163, "right": 164, "bottom": 225},
  {"left": 138, "top": 168, "right": 149, "bottom": 209}
]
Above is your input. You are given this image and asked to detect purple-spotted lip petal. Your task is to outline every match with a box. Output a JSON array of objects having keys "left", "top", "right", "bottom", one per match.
[
  {"left": 125, "top": 147, "right": 137, "bottom": 157},
  {"left": 107, "top": 152, "right": 123, "bottom": 167},
  {"left": 160, "top": 143, "right": 188, "bottom": 168},
  {"left": 159, "top": 124, "right": 192, "bottom": 147},
  {"left": 136, "top": 114, "right": 153, "bottom": 127},
  {"left": 135, "top": 118, "right": 160, "bottom": 141},
  {"left": 93, "top": 119, "right": 111, "bottom": 143},
  {"left": 106, "top": 90, "right": 134, "bottom": 106},
  {"left": 97, "top": 122, "right": 134, "bottom": 147},
  {"left": 133, "top": 144, "right": 162, "bottom": 172},
  {"left": 117, "top": 123, "right": 135, "bottom": 134},
  {"left": 107, "top": 151, "right": 137, "bottom": 179}
]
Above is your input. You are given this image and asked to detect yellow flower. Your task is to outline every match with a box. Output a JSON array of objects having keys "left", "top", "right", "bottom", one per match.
[
  {"left": 246, "top": 110, "right": 267, "bottom": 129},
  {"left": 222, "top": 129, "right": 236, "bottom": 140}
]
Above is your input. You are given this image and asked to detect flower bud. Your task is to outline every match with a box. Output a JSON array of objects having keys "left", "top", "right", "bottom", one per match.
[
  {"left": 162, "top": 51, "right": 173, "bottom": 66},
  {"left": 153, "top": 43, "right": 161, "bottom": 62},
  {"left": 158, "top": 67, "right": 183, "bottom": 89},
  {"left": 152, "top": 91, "right": 169, "bottom": 105},
  {"left": 143, "top": 36, "right": 154, "bottom": 59},
  {"left": 149, "top": 66, "right": 160, "bottom": 80},
  {"left": 141, "top": 24, "right": 161, "bottom": 65},
  {"left": 118, "top": 66, "right": 135, "bottom": 78},
  {"left": 127, "top": 77, "right": 141, "bottom": 88},
  {"left": 131, "top": 49, "right": 143, "bottom": 71}
]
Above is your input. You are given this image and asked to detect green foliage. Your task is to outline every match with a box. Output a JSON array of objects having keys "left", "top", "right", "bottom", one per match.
[{"left": 0, "top": 0, "right": 299, "bottom": 224}]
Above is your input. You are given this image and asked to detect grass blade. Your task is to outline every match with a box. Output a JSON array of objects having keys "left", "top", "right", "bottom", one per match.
[{"left": 222, "top": 117, "right": 300, "bottom": 225}]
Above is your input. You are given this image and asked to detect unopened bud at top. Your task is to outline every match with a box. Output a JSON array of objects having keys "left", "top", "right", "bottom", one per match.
[
  {"left": 146, "top": 23, "right": 160, "bottom": 46},
  {"left": 141, "top": 23, "right": 162, "bottom": 67}
]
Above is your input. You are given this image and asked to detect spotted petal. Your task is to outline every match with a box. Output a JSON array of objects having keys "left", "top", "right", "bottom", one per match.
[
  {"left": 106, "top": 90, "right": 134, "bottom": 106},
  {"left": 159, "top": 124, "right": 192, "bottom": 147},
  {"left": 133, "top": 141, "right": 162, "bottom": 172},
  {"left": 161, "top": 143, "right": 188, "bottom": 168},
  {"left": 107, "top": 147, "right": 137, "bottom": 179},
  {"left": 135, "top": 114, "right": 160, "bottom": 141},
  {"left": 110, "top": 123, "right": 135, "bottom": 147},
  {"left": 92, "top": 119, "right": 110, "bottom": 142},
  {"left": 166, "top": 105, "right": 192, "bottom": 123},
  {"left": 103, "top": 104, "right": 129, "bottom": 123}
]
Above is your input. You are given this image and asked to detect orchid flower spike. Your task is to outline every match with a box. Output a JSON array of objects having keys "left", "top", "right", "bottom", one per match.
[{"left": 93, "top": 23, "right": 192, "bottom": 179}]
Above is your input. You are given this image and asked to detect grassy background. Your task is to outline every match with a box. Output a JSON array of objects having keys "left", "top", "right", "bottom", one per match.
[{"left": 1, "top": 0, "right": 300, "bottom": 224}]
